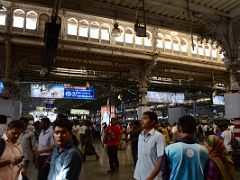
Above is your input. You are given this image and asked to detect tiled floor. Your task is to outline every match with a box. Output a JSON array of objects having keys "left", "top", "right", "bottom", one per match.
[
  {"left": 28, "top": 143, "right": 240, "bottom": 180},
  {"left": 28, "top": 143, "right": 135, "bottom": 180}
]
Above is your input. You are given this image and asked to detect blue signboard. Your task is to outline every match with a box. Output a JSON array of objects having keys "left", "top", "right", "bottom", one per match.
[{"left": 64, "top": 88, "right": 95, "bottom": 100}]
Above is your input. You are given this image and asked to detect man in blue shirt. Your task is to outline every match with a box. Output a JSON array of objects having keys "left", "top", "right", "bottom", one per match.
[
  {"left": 48, "top": 117, "right": 82, "bottom": 180},
  {"left": 162, "top": 115, "right": 209, "bottom": 180}
]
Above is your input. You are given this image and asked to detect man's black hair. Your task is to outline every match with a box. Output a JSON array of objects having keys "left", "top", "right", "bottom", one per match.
[
  {"left": 0, "top": 115, "right": 7, "bottom": 124},
  {"left": 8, "top": 120, "right": 26, "bottom": 130},
  {"left": 41, "top": 117, "right": 51, "bottom": 125},
  {"left": 178, "top": 115, "right": 197, "bottom": 134},
  {"left": 132, "top": 120, "right": 140, "bottom": 127},
  {"left": 20, "top": 117, "right": 29, "bottom": 125},
  {"left": 143, "top": 111, "right": 158, "bottom": 125},
  {"left": 53, "top": 116, "right": 73, "bottom": 132}
]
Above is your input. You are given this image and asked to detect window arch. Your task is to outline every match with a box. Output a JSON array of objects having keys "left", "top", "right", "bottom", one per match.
[
  {"left": 198, "top": 43, "right": 204, "bottom": 55},
  {"left": 157, "top": 33, "right": 163, "bottom": 48},
  {"left": 115, "top": 26, "right": 124, "bottom": 42},
  {"left": 26, "top": 11, "right": 37, "bottom": 30},
  {"left": 13, "top": 9, "right": 25, "bottom": 28},
  {"left": 67, "top": 18, "right": 78, "bottom": 35},
  {"left": 100, "top": 23, "right": 110, "bottom": 41},
  {"left": 0, "top": 6, "right": 7, "bottom": 26},
  {"left": 165, "top": 35, "right": 172, "bottom": 50},
  {"left": 181, "top": 38, "right": 187, "bottom": 52},
  {"left": 79, "top": 20, "right": 89, "bottom": 37},
  {"left": 38, "top": 14, "right": 50, "bottom": 35},
  {"left": 191, "top": 42, "right": 197, "bottom": 54},
  {"left": 125, "top": 28, "right": 134, "bottom": 44},
  {"left": 90, "top": 21, "right": 100, "bottom": 39},
  {"left": 144, "top": 31, "right": 152, "bottom": 47},
  {"left": 205, "top": 44, "right": 211, "bottom": 57},
  {"left": 173, "top": 37, "right": 180, "bottom": 51},
  {"left": 212, "top": 46, "right": 217, "bottom": 58}
]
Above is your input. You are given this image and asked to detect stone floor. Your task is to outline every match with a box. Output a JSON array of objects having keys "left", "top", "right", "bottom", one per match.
[{"left": 28, "top": 143, "right": 240, "bottom": 180}]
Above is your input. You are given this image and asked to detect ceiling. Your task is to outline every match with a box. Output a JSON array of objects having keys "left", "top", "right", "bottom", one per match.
[
  {"left": 10, "top": 0, "right": 240, "bottom": 34},
  {"left": 3, "top": 0, "right": 239, "bottom": 113}
]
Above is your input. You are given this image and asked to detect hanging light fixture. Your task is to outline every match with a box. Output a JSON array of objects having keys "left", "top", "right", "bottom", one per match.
[{"left": 111, "top": 22, "right": 121, "bottom": 37}]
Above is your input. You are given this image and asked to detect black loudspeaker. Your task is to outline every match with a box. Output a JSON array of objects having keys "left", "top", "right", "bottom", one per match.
[
  {"left": 43, "top": 22, "right": 61, "bottom": 72},
  {"left": 44, "top": 22, "right": 61, "bottom": 51}
]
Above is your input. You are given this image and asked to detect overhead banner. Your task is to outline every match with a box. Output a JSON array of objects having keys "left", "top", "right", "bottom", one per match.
[
  {"left": 147, "top": 91, "right": 185, "bottom": 104},
  {"left": 31, "top": 84, "right": 95, "bottom": 100}
]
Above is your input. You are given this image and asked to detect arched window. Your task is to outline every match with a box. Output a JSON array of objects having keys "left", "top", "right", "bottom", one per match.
[
  {"left": 205, "top": 45, "right": 211, "bottom": 57},
  {"left": 212, "top": 46, "right": 217, "bottom": 58},
  {"left": 13, "top": 9, "right": 25, "bottom": 28},
  {"left": 101, "top": 24, "right": 110, "bottom": 41},
  {"left": 115, "top": 26, "right": 124, "bottom": 42},
  {"left": 67, "top": 18, "right": 78, "bottom": 36},
  {"left": 38, "top": 14, "right": 50, "bottom": 35},
  {"left": 125, "top": 28, "right": 134, "bottom": 44},
  {"left": 144, "top": 31, "right": 152, "bottom": 47},
  {"left": 181, "top": 39, "right": 187, "bottom": 52},
  {"left": 198, "top": 43, "right": 204, "bottom": 55},
  {"left": 191, "top": 42, "right": 197, "bottom": 54},
  {"left": 0, "top": 6, "right": 7, "bottom": 26},
  {"left": 26, "top": 11, "right": 37, "bottom": 30},
  {"left": 90, "top": 22, "right": 100, "bottom": 39},
  {"left": 135, "top": 35, "right": 143, "bottom": 45},
  {"left": 173, "top": 37, "right": 180, "bottom": 51},
  {"left": 157, "top": 33, "right": 163, "bottom": 48},
  {"left": 165, "top": 35, "right": 172, "bottom": 50},
  {"left": 79, "top": 20, "right": 89, "bottom": 37}
]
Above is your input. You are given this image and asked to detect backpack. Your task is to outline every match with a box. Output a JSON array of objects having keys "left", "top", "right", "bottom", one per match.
[{"left": 0, "top": 138, "right": 6, "bottom": 157}]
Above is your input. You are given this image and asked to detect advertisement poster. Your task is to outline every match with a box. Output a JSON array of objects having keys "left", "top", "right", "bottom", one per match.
[{"left": 101, "top": 105, "right": 116, "bottom": 125}]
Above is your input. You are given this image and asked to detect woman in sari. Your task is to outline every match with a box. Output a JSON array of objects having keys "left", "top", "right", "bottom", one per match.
[{"left": 204, "top": 135, "right": 235, "bottom": 180}]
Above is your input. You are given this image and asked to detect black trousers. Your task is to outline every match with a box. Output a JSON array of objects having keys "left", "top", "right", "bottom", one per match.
[
  {"left": 37, "top": 155, "right": 50, "bottom": 180},
  {"left": 107, "top": 146, "right": 119, "bottom": 170},
  {"left": 131, "top": 145, "right": 138, "bottom": 167}
]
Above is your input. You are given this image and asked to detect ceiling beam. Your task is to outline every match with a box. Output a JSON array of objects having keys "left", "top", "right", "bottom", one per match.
[
  {"left": 150, "top": 0, "right": 229, "bottom": 17},
  {"left": 10, "top": 0, "right": 203, "bottom": 34}
]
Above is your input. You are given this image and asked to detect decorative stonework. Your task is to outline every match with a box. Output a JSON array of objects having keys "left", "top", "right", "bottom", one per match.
[{"left": 195, "top": 13, "right": 240, "bottom": 90}]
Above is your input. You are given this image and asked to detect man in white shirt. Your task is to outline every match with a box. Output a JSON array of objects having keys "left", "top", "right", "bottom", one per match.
[
  {"left": 134, "top": 111, "right": 166, "bottom": 180},
  {"left": 34, "top": 118, "right": 54, "bottom": 180},
  {"left": 221, "top": 124, "right": 233, "bottom": 153},
  {"left": 79, "top": 123, "right": 87, "bottom": 148}
]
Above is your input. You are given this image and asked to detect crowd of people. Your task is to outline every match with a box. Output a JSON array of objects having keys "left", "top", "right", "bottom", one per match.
[{"left": 0, "top": 112, "right": 240, "bottom": 180}]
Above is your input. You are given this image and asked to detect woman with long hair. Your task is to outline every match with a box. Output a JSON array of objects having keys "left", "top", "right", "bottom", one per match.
[{"left": 204, "top": 135, "right": 235, "bottom": 180}]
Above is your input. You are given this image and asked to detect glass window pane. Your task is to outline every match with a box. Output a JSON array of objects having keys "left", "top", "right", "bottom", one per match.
[
  {"left": 205, "top": 47, "right": 210, "bottom": 57},
  {"left": 26, "top": 18, "right": 37, "bottom": 30},
  {"left": 101, "top": 29, "right": 109, "bottom": 41},
  {"left": 125, "top": 34, "right": 133, "bottom": 43},
  {"left": 115, "top": 34, "right": 124, "bottom": 42},
  {"left": 212, "top": 49, "right": 217, "bottom": 58},
  {"left": 0, "top": 14, "right": 6, "bottom": 26},
  {"left": 165, "top": 40, "right": 172, "bottom": 50},
  {"left": 144, "top": 38, "right": 152, "bottom": 47},
  {"left": 135, "top": 36, "right": 143, "bottom": 45},
  {"left": 90, "top": 28, "right": 99, "bottom": 39},
  {"left": 79, "top": 27, "right": 88, "bottom": 37},
  {"left": 198, "top": 45, "right": 204, "bottom": 55},
  {"left": 157, "top": 39, "right": 163, "bottom": 48},
  {"left": 13, "top": 16, "right": 24, "bottom": 28}
]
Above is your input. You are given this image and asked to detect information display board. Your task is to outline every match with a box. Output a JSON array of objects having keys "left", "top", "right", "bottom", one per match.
[
  {"left": 212, "top": 95, "right": 225, "bottom": 106},
  {"left": 31, "top": 84, "right": 95, "bottom": 100},
  {"left": 147, "top": 91, "right": 185, "bottom": 104}
]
